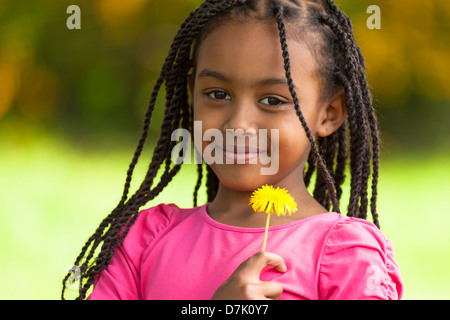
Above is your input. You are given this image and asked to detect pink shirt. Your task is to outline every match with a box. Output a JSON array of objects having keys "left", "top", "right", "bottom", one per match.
[{"left": 88, "top": 203, "right": 403, "bottom": 300}]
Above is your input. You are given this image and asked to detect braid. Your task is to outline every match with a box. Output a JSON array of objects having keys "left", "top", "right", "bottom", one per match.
[
  {"left": 320, "top": 132, "right": 339, "bottom": 210},
  {"left": 303, "top": 153, "right": 315, "bottom": 187},
  {"left": 193, "top": 163, "right": 203, "bottom": 207},
  {"left": 206, "top": 165, "right": 219, "bottom": 201},
  {"left": 318, "top": 5, "right": 380, "bottom": 227},
  {"left": 333, "top": 123, "right": 348, "bottom": 201}
]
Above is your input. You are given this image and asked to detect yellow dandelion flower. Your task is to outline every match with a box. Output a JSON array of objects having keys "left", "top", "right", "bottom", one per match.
[
  {"left": 249, "top": 185, "right": 298, "bottom": 216},
  {"left": 249, "top": 185, "right": 298, "bottom": 251}
]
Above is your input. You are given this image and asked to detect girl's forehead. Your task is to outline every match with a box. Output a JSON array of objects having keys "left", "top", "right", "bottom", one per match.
[
  {"left": 195, "top": 21, "right": 317, "bottom": 80},
  {"left": 199, "top": 20, "right": 285, "bottom": 48}
]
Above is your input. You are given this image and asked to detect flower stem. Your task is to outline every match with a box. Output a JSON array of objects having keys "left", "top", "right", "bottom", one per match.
[{"left": 262, "top": 213, "right": 271, "bottom": 252}]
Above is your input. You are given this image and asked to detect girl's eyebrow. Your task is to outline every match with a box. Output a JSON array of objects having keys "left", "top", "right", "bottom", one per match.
[
  {"left": 197, "top": 69, "right": 228, "bottom": 82},
  {"left": 197, "top": 68, "right": 297, "bottom": 89}
]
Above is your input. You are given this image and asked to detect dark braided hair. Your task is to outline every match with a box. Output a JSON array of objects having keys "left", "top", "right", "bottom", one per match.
[{"left": 62, "top": 0, "right": 381, "bottom": 299}]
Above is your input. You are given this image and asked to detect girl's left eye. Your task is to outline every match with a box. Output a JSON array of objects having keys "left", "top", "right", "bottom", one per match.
[{"left": 260, "top": 97, "right": 285, "bottom": 106}]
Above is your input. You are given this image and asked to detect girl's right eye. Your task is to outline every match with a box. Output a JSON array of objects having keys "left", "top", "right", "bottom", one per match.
[{"left": 206, "top": 90, "right": 231, "bottom": 100}]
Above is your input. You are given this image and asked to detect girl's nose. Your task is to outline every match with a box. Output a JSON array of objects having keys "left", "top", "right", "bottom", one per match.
[{"left": 223, "top": 98, "right": 258, "bottom": 135}]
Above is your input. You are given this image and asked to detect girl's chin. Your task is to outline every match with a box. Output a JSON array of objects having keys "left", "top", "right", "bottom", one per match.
[{"left": 212, "top": 166, "right": 277, "bottom": 192}]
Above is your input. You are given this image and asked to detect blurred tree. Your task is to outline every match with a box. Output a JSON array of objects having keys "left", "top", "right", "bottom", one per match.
[
  {"left": 339, "top": 0, "right": 450, "bottom": 153},
  {"left": 340, "top": 0, "right": 450, "bottom": 103}
]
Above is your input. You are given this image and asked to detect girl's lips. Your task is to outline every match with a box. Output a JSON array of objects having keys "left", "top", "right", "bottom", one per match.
[{"left": 218, "top": 145, "right": 268, "bottom": 163}]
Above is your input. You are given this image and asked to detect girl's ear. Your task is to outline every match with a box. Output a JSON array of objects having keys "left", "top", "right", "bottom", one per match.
[{"left": 317, "top": 89, "right": 347, "bottom": 138}]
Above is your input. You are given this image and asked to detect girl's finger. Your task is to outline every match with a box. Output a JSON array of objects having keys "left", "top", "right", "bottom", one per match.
[{"left": 239, "top": 251, "right": 287, "bottom": 278}]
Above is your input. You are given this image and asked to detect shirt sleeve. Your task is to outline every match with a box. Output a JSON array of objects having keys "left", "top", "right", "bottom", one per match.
[
  {"left": 87, "top": 204, "right": 174, "bottom": 300},
  {"left": 318, "top": 217, "right": 403, "bottom": 300}
]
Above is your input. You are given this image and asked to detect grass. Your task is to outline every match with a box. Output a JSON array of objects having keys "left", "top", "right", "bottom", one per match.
[{"left": 0, "top": 128, "right": 449, "bottom": 299}]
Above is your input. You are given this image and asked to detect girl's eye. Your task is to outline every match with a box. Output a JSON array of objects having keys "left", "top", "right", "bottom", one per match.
[
  {"left": 207, "top": 91, "right": 231, "bottom": 100},
  {"left": 260, "top": 97, "right": 284, "bottom": 106}
]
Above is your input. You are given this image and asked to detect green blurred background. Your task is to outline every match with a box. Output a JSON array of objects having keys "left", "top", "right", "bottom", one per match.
[{"left": 0, "top": 0, "right": 449, "bottom": 299}]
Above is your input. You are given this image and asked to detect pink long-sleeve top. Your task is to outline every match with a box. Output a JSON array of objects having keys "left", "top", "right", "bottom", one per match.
[{"left": 88, "top": 203, "right": 403, "bottom": 300}]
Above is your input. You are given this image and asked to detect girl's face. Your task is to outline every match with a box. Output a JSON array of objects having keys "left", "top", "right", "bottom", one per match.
[{"left": 190, "top": 21, "right": 342, "bottom": 192}]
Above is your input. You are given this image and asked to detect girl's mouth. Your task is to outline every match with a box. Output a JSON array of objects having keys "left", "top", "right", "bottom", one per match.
[{"left": 218, "top": 145, "right": 268, "bottom": 164}]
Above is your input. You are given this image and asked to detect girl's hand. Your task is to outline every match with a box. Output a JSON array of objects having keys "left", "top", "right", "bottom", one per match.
[{"left": 211, "top": 251, "right": 287, "bottom": 300}]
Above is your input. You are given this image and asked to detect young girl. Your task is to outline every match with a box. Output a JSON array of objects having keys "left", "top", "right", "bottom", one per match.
[{"left": 62, "top": 0, "right": 403, "bottom": 300}]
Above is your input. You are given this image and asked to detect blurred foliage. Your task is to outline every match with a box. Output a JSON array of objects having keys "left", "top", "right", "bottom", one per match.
[
  {"left": 0, "top": 0, "right": 449, "bottom": 153},
  {"left": 339, "top": 0, "right": 450, "bottom": 154}
]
